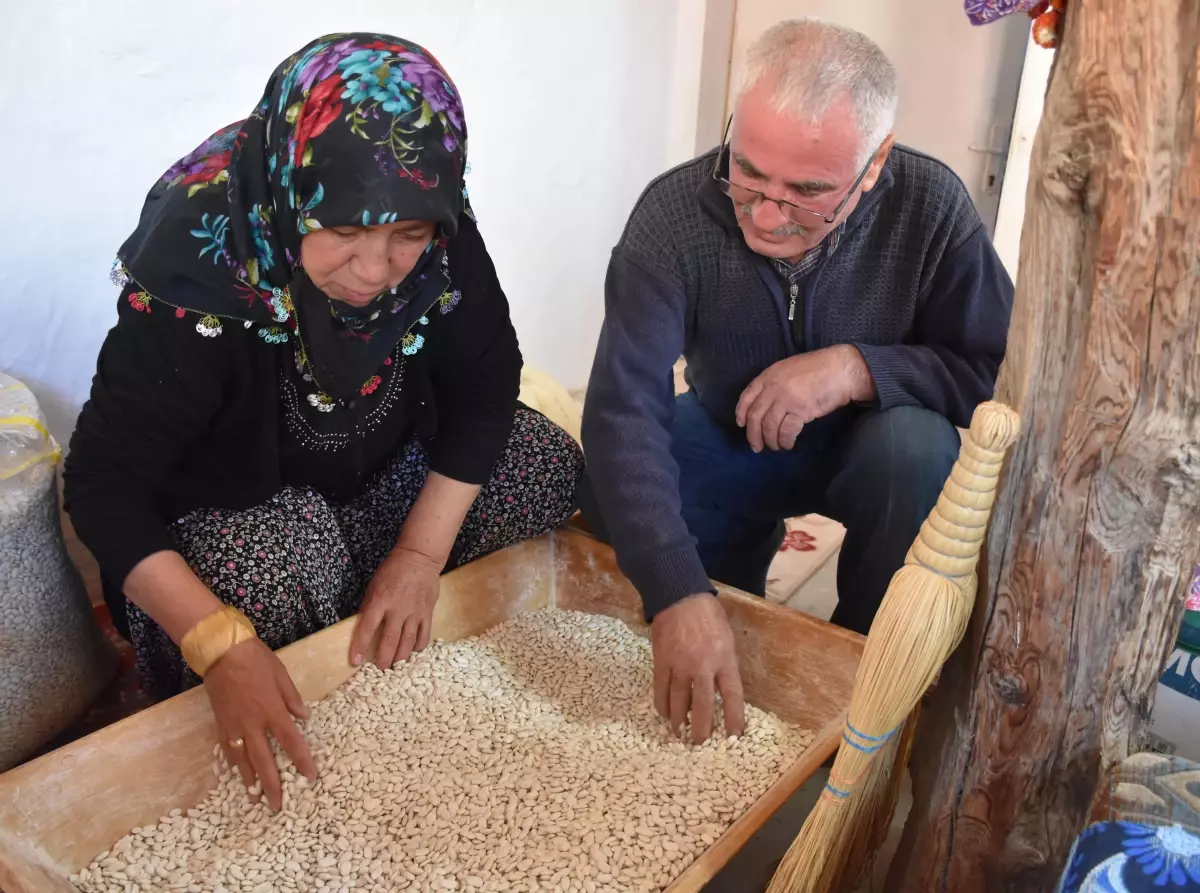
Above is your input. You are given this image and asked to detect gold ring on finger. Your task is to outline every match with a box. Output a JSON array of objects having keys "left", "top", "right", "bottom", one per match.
[{"left": 230, "top": 738, "right": 245, "bottom": 749}]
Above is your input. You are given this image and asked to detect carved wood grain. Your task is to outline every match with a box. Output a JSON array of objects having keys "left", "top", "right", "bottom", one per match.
[{"left": 892, "top": 3, "right": 1200, "bottom": 889}]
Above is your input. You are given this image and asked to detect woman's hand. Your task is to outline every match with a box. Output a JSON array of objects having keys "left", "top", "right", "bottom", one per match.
[
  {"left": 349, "top": 471, "right": 478, "bottom": 669},
  {"left": 349, "top": 547, "right": 441, "bottom": 669},
  {"left": 205, "top": 638, "right": 317, "bottom": 811}
]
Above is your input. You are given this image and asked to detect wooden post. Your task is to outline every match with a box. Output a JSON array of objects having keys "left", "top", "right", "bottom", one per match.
[{"left": 890, "top": 2, "right": 1200, "bottom": 890}]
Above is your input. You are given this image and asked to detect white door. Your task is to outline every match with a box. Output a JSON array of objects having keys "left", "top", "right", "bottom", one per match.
[
  {"left": 726, "top": 0, "right": 1031, "bottom": 232},
  {"left": 991, "top": 45, "right": 1055, "bottom": 278}
]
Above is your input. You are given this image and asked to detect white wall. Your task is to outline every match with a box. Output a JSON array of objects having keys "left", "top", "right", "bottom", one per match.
[
  {"left": 0, "top": 1, "right": 694, "bottom": 446},
  {"left": 665, "top": 0, "right": 737, "bottom": 163},
  {"left": 725, "top": 0, "right": 1030, "bottom": 231}
]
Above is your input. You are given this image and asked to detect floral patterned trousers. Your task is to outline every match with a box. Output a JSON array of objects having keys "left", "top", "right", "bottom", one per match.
[{"left": 128, "top": 408, "right": 583, "bottom": 698}]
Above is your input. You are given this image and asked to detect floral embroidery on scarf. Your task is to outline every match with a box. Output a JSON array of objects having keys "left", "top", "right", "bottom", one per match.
[
  {"left": 110, "top": 260, "right": 130, "bottom": 288},
  {"left": 191, "top": 213, "right": 231, "bottom": 265},
  {"left": 113, "top": 33, "right": 471, "bottom": 407},
  {"left": 400, "top": 332, "right": 425, "bottom": 356},
  {"left": 162, "top": 124, "right": 238, "bottom": 197},
  {"left": 196, "top": 315, "right": 224, "bottom": 337},
  {"left": 270, "top": 286, "right": 294, "bottom": 323},
  {"left": 274, "top": 39, "right": 465, "bottom": 235},
  {"left": 461, "top": 165, "right": 475, "bottom": 220},
  {"left": 127, "top": 291, "right": 153, "bottom": 313},
  {"left": 307, "top": 392, "right": 335, "bottom": 412},
  {"left": 438, "top": 289, "right": 462, "bottom": 314},
  {"left": 295, "top": 345, "right": 312, "bottom": 378},
  {"left": 247, "top": 205, "right": 276, "bottom": 280}
]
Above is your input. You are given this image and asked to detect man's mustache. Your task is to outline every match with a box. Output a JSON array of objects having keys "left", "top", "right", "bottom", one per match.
[{"left": 738, "top": 204, "right": 809, "bottom": 239}]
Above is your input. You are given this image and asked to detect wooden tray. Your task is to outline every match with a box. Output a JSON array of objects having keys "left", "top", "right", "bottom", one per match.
[{"left": 0, "top": 530, "right": 863, "bottom": 893}]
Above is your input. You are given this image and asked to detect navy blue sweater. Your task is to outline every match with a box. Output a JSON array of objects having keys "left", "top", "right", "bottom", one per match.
[{"left": 582, "top": 147, "right": 1014, "bottom": 619}]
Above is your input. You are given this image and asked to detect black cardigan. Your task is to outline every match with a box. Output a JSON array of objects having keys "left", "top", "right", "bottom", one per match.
[{"left": 65, "top": 216, "right": 521, "bottom": 631}]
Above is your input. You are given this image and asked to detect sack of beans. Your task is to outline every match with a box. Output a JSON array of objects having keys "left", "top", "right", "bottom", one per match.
[
  {"left": 518, "top": 365, "right": 582, "bottom": 445},
  {"left": 0, "top": 373, "right": 117, "bottom": 770}
]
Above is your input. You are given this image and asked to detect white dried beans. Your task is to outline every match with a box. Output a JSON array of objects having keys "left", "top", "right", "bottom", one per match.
[
  {"left": 0, "top": 373, "right": 115, "bottom": 770},
  {"left": 74, "top": 609, "right": 813, "bottom": 893}
]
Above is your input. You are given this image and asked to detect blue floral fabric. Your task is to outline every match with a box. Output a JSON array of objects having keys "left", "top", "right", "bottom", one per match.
[{"left": 1058, "top": 823, "right": 1200, "bottom": 892}]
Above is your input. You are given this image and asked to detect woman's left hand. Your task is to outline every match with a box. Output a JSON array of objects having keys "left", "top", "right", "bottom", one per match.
[{"left": 349, "top": 547, "right": 441, "bottom": 669}]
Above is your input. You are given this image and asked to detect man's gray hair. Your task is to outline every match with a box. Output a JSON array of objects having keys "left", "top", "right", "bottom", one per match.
[{"left": 737, "top": 18, "right": 898, "bottom": 166}]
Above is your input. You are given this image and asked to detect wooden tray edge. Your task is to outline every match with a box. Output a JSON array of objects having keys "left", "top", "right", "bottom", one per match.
[{"left": 665, "top": 718, "right": 843, "bottom": 892}]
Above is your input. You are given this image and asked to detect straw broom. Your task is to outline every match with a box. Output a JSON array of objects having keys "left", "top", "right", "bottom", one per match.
[
  {"left": 823, "top": 713, "right": 915, "bottom": 892},
  {"left": 766, "top": 400, "right": 1021, "bottom": 893},
  {"left": 828, "top": 579, "right": 976, "bottom": 893}
]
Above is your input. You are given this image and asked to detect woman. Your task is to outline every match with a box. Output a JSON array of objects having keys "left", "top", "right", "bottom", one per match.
[{"left": 64, "top": 34, "right": 583, "bottom": 808}]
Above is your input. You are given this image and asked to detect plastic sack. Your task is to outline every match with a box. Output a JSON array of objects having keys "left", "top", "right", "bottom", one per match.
[{"left": 0, "top": 373, "right": 116, "bottom": 770}]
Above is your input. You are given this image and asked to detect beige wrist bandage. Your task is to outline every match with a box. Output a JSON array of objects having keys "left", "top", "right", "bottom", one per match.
[{"left": 180, "top": 606, "right": 258, "bottom": 677}]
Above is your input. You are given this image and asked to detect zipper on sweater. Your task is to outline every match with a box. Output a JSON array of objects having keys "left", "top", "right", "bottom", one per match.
[
  {"left": 788, "top": 282, "right": 799, "bottom": 321},
  {"left": 804, "top": 269, "right": 823, "bottom": 353}
]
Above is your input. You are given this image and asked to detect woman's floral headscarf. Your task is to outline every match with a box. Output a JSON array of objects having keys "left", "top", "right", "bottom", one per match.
[{"left": 115, "top": 33, "right": 469, "bottom": 399}]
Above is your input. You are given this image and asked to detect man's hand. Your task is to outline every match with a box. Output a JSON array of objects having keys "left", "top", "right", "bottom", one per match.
[
  {"left": 735, "top": 345, "right": 876, "bottom": 452},
  {"left": 651, "top": 593, "right": 746, "bottom": 744},
  {"left": 350, "top": 547, "right": 441, "bottom": 669}
]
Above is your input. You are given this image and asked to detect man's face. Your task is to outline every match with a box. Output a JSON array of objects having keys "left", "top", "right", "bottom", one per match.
[{"left": 728, "top": 82, "right": 882, "bottom": 260}]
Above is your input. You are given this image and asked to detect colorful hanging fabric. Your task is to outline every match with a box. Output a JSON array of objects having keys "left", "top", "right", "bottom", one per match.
[
  {"left": 964, "top": 0, "right": 1067, "bottom": 49},
  {"left": 963, "top": 0, "right": 1043, "bottom": 25}
]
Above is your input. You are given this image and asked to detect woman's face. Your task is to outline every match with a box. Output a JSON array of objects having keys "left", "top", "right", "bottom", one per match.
[{"left": 301, "top": 220, "right": 437, "bottom": 307}]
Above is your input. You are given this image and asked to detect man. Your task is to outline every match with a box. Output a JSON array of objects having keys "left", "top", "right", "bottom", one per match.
[{"left": 580, "top": 19, "right": 1013, "bottom": 743}]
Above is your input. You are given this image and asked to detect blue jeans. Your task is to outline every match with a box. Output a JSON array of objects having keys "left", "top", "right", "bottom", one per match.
[{"left": 583, "top": 393, "right": 960, "bottom": 635}]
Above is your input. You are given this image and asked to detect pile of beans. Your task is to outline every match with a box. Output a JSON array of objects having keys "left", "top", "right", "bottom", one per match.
[
  {"left": 0, "top": 375, "right": 115, "bottom": 770},
  {"left": 75, "top": 609, "right": 812, "bottom": 893}
]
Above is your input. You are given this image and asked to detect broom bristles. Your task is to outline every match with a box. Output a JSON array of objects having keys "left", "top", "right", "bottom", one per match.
[
  {"left": 766, "top": 402, "right": 1021, "bottom": 893},
  {"left": 765, "top": 570, "right": 966, "bottom": 893},
  {"left": 848, "top": 568, "right": 967, "bottom": 726},
  {"left": 769, "top": 723, "right": 910, "bottom": 893}
]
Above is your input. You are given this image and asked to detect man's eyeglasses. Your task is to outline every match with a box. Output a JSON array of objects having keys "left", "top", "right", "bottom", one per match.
[{"left": 711, "top": 115, "right": 879, "bottom": 227}]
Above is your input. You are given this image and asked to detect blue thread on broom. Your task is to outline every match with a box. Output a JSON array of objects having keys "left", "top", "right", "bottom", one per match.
[
  {"left": 841, "top": 721, "right": 897, "bottom": 754},
  {"left": 822, "top": 722, "right": 902, "bottom": 799}
]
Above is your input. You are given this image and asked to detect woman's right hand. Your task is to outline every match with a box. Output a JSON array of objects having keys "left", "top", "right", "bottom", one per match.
[{"left": 203, "top": 638, "right": 317, "bottom": 811}]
